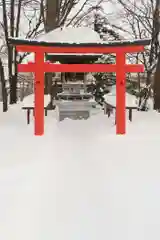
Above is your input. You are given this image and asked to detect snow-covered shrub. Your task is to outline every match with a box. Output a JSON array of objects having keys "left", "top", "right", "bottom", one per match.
[{"left": 91, "top": 54, "right": 116, "bottom": 105}]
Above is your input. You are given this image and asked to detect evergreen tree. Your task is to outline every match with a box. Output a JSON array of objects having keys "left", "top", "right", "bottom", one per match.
[{"left": 91, "top": 9, "right": 118, "bottom": 104}]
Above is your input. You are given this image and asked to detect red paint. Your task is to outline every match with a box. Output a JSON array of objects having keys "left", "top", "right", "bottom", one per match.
[
  {"left": 34, "top": 51, "right": 44, "bottom": 135},
  {"left": 116, "top": 52, "right": 126, "bottom": 134},
  {"left": 16, "top": 45, "right": 145, "bottom": 54},
  {"left": 16, "top": 45, "right": 146, "bottom": 136},
  {"left": 18, "top": 63, "right": 144, "bottom": 73}
]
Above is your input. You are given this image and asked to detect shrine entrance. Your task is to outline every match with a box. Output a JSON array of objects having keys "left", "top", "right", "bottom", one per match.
[{"left": 9, "top": 38, "right": 150, "bottom": 136}]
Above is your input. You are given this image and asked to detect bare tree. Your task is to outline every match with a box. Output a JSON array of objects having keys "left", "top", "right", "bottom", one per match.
[
  {"left": 0, "top": 57, "right": 8, "bottom": 111},
  {"left": 44, "top": 0, "right": 101, "bottom": 32},
  {"left": 137, "top": 0, "right": 160, "bottom": 110},
  {"left": 153, "top": 0, "right": 160, "bottom": 110},
  {"left": 109, "top": 0, "right": 158, "bottom": 84},
  {"left": 106, "top": 0, "right": 160, "bottom": 111},
  {"left": 153, "top": 52, "right": 160, "bottom": 110},
  {"left": 1, "top": 0, "right": 44, "bottom": 104},
  {"left": 44, "top": 0, "right": 58, "bottom": 94}
]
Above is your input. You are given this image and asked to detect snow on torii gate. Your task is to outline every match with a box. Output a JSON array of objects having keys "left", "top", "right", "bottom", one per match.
[{"left": 9, "top": 38, "right": 150, "bottom": 136}]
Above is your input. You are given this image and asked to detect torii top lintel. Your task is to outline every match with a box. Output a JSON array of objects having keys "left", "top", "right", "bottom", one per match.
[{"left": 8, "top": 37, "right": 151, "bottom": 54}]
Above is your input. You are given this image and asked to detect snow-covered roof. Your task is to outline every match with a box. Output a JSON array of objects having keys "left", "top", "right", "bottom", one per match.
[{"left": 36, "top": 26, "right": 102, "bottom": 44}]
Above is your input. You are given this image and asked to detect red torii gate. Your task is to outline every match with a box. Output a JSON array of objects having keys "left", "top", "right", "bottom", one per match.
[{"left": 9, "top": 38, "right": 150, "bottom": 136}]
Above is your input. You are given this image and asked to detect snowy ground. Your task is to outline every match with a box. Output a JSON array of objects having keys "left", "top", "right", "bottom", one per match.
[{"left": 0, "top": 102, "right": 160, "bottom": 240}]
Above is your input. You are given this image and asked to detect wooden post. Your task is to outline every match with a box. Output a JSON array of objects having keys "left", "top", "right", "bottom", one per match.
[
  {"left": 34, "top": 51, "right": 44, "bottom": 135},
  {"left": 45, "top": 108, "right": 48, "bottom": 116},
  {"left": 129, "top": 108, "right": 132, "bottom": 121},
  {"left": 27, "top": 109, "right": 30, "bottom": 124},
  {"left": 116, "top": 52, "right": 126, "bottom": 134}
]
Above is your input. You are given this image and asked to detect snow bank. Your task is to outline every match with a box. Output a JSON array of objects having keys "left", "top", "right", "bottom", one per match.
[
  {"left": 0, "top": 103, "right": 160, "bottom": 240},
  {"left": 104, "top": 85, "right": 137, "bottom": 107},
  {"left": 22, "top": 94, "right": 50, "bottom": 107},
  {"left": 104, "top": 93, "right": 137, "bottom": 108}
]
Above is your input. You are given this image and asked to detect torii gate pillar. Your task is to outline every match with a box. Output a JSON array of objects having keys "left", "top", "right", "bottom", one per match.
[{"left": 34, "top": 51, "right": 44, "bottom": 135}]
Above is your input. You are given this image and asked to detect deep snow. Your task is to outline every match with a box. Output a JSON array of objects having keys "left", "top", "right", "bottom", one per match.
[{"left": 0, "top": 102, "right": 160, "bottom": 240}]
